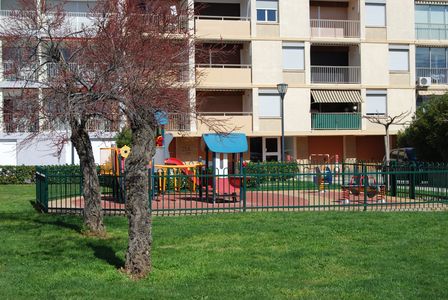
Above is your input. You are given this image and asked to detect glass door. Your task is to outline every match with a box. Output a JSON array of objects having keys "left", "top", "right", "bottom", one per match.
[{"left": 263, "top": 137, "right": 280, "bottom": 161}]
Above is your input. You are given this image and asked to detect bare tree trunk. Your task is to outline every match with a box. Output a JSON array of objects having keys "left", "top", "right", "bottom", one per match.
[
  {"left": 71, "top": 122, "right": 105, "bottom": 235},
  {"left": 385, "top": 127, "right": 390, "bottom": 162},
  {"left": 124, "top": 123, "right": 155, "bottom": 278}
]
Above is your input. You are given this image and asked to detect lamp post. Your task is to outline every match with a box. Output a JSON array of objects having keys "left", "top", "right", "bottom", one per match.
[{"left": 277, "top": 83, "right": 288, "bottom": 162}]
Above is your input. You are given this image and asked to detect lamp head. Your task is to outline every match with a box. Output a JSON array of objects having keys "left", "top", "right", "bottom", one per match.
[{"left": 277, "top": 83, "right": 288, "bottom": 96}]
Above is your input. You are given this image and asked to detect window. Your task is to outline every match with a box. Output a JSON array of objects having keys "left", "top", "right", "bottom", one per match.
[
  {"left": 365, "top": 1, "right": 386, "bottom": 27},
  {"left": 415, "top": 5, "right": 448, "bottom": 39},
  {"left": 389, "top": 45, "right": 409, "bottom": 71},
  {"left": 282, "top": 42, "right": 304, "bottom": 70},
  {"left": 366, "top": 90, "right": 387, "bottom": 115},
  {"left": 256, "top": 0, "right": 278, "bottom": 22},
  {"left": 259, "top": 90, "right": 280, "bottom": 117}
]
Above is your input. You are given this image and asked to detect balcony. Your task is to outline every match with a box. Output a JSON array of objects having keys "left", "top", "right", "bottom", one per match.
[
  {"left": 2, "top": 61, "right": 38, "bottom": 81},
  {"left": 310, "top": 19, "right": 360, "bottom": 38},
  {"left": 311, "top": 113, "right": 361, "bottom": 130},
  {"left": 196, "top": 112, "right": 252, "bottom": 134},
  {"left": 415, "top": 23, "right": 448, "bottom": 40},
  {"left": 166, "top": 113, "right": 191, "bottom": 132},
  {"left": 416, "top": 68, "right": 448, "bottom": 84},
  {"left": 86, "top": 117, "right": 120, "bottom": 132},
  {"left": 311, "top": 66, "right": 360, "bottom": 84},
  {"left": 3, "top": 114, "right": 39, "bottom": 133},
  {"left": 194, "top": 16, "right": 250, "bottom": 39},
  {"left": 196, "top": 64, "right": 252, "bottom": 87}
]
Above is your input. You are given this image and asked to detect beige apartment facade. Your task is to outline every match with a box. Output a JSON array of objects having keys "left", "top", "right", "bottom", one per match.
[{"left": 0, "top": 0, "right": 447, "bottom": 164}]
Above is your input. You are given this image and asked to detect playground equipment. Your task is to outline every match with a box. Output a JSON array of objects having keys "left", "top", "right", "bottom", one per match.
[
  {"left": 151, "top": 133, "right": 248, "bottom": 204},
  {"left": 201, "top": 133, "right": 248, "bottom": 203},
  {"left": 341, "top": 175, "right": 386, "bottom": 203}
]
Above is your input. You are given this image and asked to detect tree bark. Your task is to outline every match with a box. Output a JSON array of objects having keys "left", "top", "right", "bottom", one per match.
[
  {"left": 70, "top": 121, "right": 105, "bottom": 235},
  {"left": 124, "top": 123, "right": 155, "bottom": 278}
]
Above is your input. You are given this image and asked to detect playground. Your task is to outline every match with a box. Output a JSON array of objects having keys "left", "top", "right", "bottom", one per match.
[{"left": 36, "top": 119, "right": 448, "bottom": 215}]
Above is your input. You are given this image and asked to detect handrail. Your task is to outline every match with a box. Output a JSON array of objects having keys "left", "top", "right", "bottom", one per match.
[
  {"left": 196, "top": 64, "right": 251, "bottom": 69},
  {"left": 311, "top": 65, "right": 361, "bottom": 84},
  {"left": 198, "top": 112, "right": 253, "bottom": 116},
  {"left": 194, "top": 15, "right": 250, "bottom": 21},
  {"left": 310, "top": 19, "right": 360, "bottom": 38},
  {"left": 416, "top": 67, "right": 448, "bottom": 84}
]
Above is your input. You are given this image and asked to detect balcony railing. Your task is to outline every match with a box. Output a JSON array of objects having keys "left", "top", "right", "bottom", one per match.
[
  {"left": 166, "top": 113, "right": 191, "bottom": 132},
  {"left": 310, "top": 19, "right": 360, "bottom": 38},
  {"left": 311, "top": 113, "right": 361, "bottom": 130},
  {"left": 46, "top": 62, "right": 80, "bottom": 78},
  {"left": 194, "top": 15, "right": 250, "bottom": 21},
  {"left": 415, "top": 23, "right": 448, "bottom": 40},
  {"left": 2, "top": 61, "right": 39, "bottom": 81},
  {"left": 86, "top": 117, "right": 120, "bottom": 132},
  {"left": 416, "top": 68, "right": 448, "bottom": 84},
  {"left": 196, "top": 64, "right": 251, "bottom": 69},
  {"left": 311, "top": 66, "right": 361, "bottom": 84},
  {"left": 3, "top": 114, "right": 39, "bottom": 133}
]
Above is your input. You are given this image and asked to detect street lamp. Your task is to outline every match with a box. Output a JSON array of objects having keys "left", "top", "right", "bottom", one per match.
[{"left": 277, "top": 83, "right": 288, "bottom": 161}]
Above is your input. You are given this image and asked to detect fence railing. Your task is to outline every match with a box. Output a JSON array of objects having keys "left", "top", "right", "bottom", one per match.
[
  {"left": 311, "top": 112, "right": 361, "bottom": 130},
  {"left": 35, "top": 162, "right": 448, "bottom": 216},
  {"left": 416, "top": 23, "right": 448, "bottom": 40},
  {"left": 311, "top": 66, "right": 361, "bottom": 84},
  {"left": 310, "top": 19, "right": 360, "bottom": 38},
  {"left": 416, "top": 68, "right": 448, "bottom": 84}
]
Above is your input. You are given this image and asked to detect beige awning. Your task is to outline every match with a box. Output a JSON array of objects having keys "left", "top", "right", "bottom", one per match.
[{"left": 311, "top": 90, "right": 363, "bottom": 103}]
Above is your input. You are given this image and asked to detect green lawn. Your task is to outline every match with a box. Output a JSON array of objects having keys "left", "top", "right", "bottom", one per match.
[{"left": 1, "top": 185, "right": 448, "bottom": 299}]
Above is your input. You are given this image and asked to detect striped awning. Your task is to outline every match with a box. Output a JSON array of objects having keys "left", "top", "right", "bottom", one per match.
[
  {"left": 311, "top": 90, "right": 363, "bottom": 103},
  {"left": 416, "top": 1, "right": 448, "bottom": 4},
  {"left": 417, "top": 90, "right": 447, "bottom": 96}
]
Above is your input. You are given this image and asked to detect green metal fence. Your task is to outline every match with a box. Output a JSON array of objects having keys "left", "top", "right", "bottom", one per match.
[{"left": 35, "top": 162, "right": 448, "bottom": 215}]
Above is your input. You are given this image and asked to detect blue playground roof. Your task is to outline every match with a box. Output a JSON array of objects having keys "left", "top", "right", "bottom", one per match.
[{"left": 202, "top": 133, "right": 248, "bottom": 154}]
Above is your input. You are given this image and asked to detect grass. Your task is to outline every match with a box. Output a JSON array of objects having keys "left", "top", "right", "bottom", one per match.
[{"left": 1, "top": 185, "right": 448, "bottom": 299}]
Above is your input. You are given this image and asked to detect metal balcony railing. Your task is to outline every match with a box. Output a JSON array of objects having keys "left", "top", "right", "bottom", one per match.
[
  {"left": 311, "top": 66, "right": 361, "bottom": 84},
  {"left": 46, "top": 63, "right": 80, "bottom": 78},
  {"left": 416, "top": 68, "right": 448, "bottom": 84},
  {"left": 194, "top": 15, "right": 250, "bottom": 21},
  {"left": 85, "top": 117, "right": 120, "bottom": 132},
  {"left": 415, "top": 23, "right": 448, "bottom": 40},
  {"left": 166, "top": 113, "right": 191, "bottom": 132},
  {"left": 196, "top": 64, "right": 251, "bottom": 69},
  {"left": 310, "top": 19, "right": 360, "bottom": 38},
  {"left": 3, "top": 114, "right": 39, "bottom": 133},
  {"left": 311, "top": 113, "right": 361, "bottom": 130},
  {"left": 2, "top": 61, "right": 38, "bottom": 81}
]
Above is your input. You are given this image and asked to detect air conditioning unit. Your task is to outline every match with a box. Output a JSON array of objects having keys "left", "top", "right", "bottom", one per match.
[{"left": 418, "top": 77, "right": 432, "bottom": 87}]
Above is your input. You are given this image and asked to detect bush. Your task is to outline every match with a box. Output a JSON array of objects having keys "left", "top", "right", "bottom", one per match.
[
  {"left": 245, "top": 161, "right": 299, "bottom": 187},
  {"left": 0, "top": 165, "right": 82, "bottom": 185},
  {"left": 0, "top": 166, "right": 36, "bottom": 184},
  {"left": 115, "top": 127, "right": 132, "bottom": 148}
]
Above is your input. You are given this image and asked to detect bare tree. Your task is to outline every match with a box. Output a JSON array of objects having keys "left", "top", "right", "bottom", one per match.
[
  {"left": 364, "top": 111, "right": 412, "bottom": 162},
  {"left": 1, "top": 0, "right": 113, "bottom": 235}
]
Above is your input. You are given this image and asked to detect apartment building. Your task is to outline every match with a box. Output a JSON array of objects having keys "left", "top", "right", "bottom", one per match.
[{"left": 0, "top": 0, "right": 446, "bottom": 165}]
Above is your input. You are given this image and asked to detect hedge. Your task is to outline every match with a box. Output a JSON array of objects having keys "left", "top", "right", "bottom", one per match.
[{"left": 0, "top": 165, "right": 81, "bottom": 185}]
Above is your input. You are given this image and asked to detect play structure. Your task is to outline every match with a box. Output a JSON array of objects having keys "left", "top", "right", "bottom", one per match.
[
  {"left": 340, "top": 175, "right": 386, "bottom": 203},
  {"left": 153, "top": 133, "right": 248, "bottom": 204}
]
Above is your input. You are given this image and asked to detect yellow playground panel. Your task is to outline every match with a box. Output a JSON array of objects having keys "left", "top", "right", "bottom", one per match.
[
  {"left": 155, "top": 163, "right": 202, "bottom": 192},
  {"left": 100, "top": 145, "right": 132, "bottom": 175}
]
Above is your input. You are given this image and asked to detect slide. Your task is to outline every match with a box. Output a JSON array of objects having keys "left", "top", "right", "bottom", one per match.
[{"left": 164, "top": 157, "right": 200, "bottom": 187}]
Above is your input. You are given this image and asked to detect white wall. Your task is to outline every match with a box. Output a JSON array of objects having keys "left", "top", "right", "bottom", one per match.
[{"left": 0, "top": 141, "right": 17, "bottom": 165}]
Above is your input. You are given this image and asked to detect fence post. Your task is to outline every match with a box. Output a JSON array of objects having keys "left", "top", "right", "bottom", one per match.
[
  {"left": 43, "top": 171, "right": 49, "bottom": 213},
  {"left": 363, "top": 162, "right": 368, "bottom": 211},
  {"left": 390, "top": 161, "right": 397, "bottom": 197},
  {"left": 409, "top": 163, "right": 416, "bottom": 200},
  {"left": 242, "top": 166, "right": 247, "bottom": 212}
]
